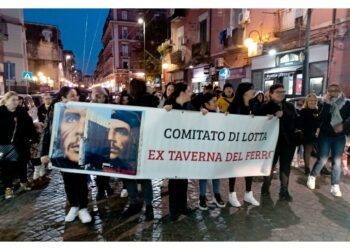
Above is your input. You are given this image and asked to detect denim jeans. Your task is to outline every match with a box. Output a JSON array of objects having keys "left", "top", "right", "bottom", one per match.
[
  {"left": 199, "top": 179, "right": 220, "bottom": 196},
  {"left": 124, "top": 179, "right": 153, "bottom": 205},
  {"left": 311, "top": 133, "right": 345, "bottom": 185}
]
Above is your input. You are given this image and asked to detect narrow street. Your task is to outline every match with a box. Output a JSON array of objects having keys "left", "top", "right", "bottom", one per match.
[{"left": 1, "top": 166, "right": 350, "bottom": 241}]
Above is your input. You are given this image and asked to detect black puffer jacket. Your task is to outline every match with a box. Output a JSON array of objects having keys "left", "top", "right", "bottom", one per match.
[{"left": 0, "top": 105, "right": 37, "bottom": 160}]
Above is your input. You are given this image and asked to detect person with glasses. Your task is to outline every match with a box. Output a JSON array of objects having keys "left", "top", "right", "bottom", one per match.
[
  {"left": 260, "top": 84, "right": 298, "bottom": 201},
  {"left": 307, "top": 84, "right": 350, "bottom": 197}
]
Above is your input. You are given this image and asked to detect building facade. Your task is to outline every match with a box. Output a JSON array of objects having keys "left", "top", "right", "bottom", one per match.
[
  {"left": 0, "top": 9, "right": 28, "bottom": 94},
  {"left": 162, "top": 8, "right": 350, "bottom": 97},
  {"left": 25, "top": 22, "right": 64, "bottom": 92},
  {"left": 95, "top": 9, "right": 144, "bottom": 92}
]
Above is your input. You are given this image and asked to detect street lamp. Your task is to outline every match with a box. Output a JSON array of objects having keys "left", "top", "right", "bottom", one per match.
[
  {"left": 244, "top": 30, "right": 265, "bottom": 57},
  {"left": 138, "top": 18, "right": 146, "bottom": 80}
]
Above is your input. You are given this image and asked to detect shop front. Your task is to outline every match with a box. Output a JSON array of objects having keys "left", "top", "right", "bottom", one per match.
[
  {"left": 191, "top": 65, "right": 209, "bottom": 93},
  {"left": 251, "top": 44, "right": 329, "bottom": 97},
  {"left": 217, "top": 67, "right": 249, "bottom": 91}
]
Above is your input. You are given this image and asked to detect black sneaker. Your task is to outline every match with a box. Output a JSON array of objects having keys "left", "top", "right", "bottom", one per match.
[
  {"left": 145, "top": 205, "right": 154, "bottom": 221},
  {"left": 279, "top": 190, "right": 293, "bottom": 202},
  {"left": 169, "top": 212, "right": 179, "bottom": 222},
  {"left": 198, "top": 196, "right": 208, "bottom": 210},
  {"left": 213, "top": 193, "right": 225, "bottom": 208},
  {"left": 122, "top": 203, "right": 142, "bottom": 218},
  {"left": 261, "top": 184, "right": 270, "bottom": 196}
]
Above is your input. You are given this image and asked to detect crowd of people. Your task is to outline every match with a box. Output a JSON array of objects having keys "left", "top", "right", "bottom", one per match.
[{"left": 0, "top": 79, "right": 350, "bottom": 224}]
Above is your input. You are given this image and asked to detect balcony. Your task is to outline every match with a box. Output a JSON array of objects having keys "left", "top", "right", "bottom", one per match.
[
  {"left": 274, "top": 10, "right": 306, "bottom": 38},
  {"left": 170, "top": 50, "right": 184, "bottom": 65},
  {"left": 0, "top": 21, "right": 8, "bottom": 41},
  {"left": 224, "top": 27, "right": 244, "bottom": 51},
  {"left": 192, "top": 42, "right": 209, "bottom": 59}
]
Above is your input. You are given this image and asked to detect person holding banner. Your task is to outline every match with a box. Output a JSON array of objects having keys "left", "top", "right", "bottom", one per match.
[
  {"left": 121, "top": 79, "right": 158, "bottom": 221},
  {"left": 164, "top": 82, "right": 195, "bottom": 221},
  {"left": 198, "top": 92, "right": 226, "bottom": 210},
  {"left": 90, "top": 86, "right": 114, "bottom": 200},
  {"left": 226, "top": 82, "right": 260, "bottom": 207},
  {"left": 260, "top": 83, "right": 298, "bottom": 202},
  {"left": 42, "top": 87, "right": 92, "bottom": 223}
]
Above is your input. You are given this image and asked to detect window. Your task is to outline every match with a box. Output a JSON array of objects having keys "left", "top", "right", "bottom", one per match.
[
  {"left": 199, "top": 19, "right": 207, "bottom": 43},
  {"left": 122, "top": 45, "right": 128, "bottom": 57},
  {"left": 122, "top": 61, "right": 129, "bottom": 69},
  {"left": 310, "top": 77, "right": 323, "bottom": 96},
  {"left": 4, "top": 62, "right": 15, "bottom": 80},
  {"left": 122, "top": 11, "right": 128, "bottom": 20},
  {"left": 42, "top": 29, "right": 52, "bottom": 42},
  {"left": 122, "top": 27, "right": 128, "bottom": 39}
]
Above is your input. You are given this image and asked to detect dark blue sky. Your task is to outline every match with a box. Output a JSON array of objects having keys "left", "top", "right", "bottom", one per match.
[{"left": 24, "top": 9, "right": 109, "bottom": 75}]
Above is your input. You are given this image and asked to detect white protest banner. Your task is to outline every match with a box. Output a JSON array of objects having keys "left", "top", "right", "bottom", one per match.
[{"left": 50, "top": 102, "right": 279, "bottom": 179}]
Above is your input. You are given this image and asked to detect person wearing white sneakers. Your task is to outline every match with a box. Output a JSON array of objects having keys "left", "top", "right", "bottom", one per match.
[
  {"left": 40, "top": 87, "right": 92, "bottom": 224},
  {"left": 226, "top": 83, "right": 260, "bottom": 207},
  {"left": 307, "top": 84, "right": 350, "bottom": 197}
]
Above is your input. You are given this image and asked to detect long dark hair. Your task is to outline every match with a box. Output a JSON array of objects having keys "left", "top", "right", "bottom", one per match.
[
  {"left": 129, "top": 79, "right": 147, "bottom": 100},
  {"left": 171, "top": 82, "right": 188, "bottom": 99},
  {"left": 163, "top": 83, "right": 175, "bottom": 99},
  {"left": 228, "top": 82, "right": 253, "bottom": 114}
]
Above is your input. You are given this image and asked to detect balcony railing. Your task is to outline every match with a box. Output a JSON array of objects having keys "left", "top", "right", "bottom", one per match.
[
  {"left": 224, "top": 27, "right": 244, "bottom": 49},
  {"left": 192, "top": 42, "right": 209, "bottom": 59}
]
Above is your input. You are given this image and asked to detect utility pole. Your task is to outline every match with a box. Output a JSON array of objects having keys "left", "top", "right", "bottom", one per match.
[{"left": 302, "top": 9, "right": 312, "bottom": 95}]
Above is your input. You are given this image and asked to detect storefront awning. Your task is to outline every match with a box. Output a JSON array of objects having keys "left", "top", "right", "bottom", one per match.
[{"left": 264, "top": 65, "right": 302, "bottom": 75}]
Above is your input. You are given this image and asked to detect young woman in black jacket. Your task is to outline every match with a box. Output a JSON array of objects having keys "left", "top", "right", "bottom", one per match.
[
  {"left": 40, "top": 87, "right": 92, "bottom": 223},
  {"left": 163, "top": 82, "right": 195, "bottom": 221},
  {"left": 226, "top": 83, "right": 260, "bottom": 207},
  {"left": 299, "top": 94, "right": 320, "bottom": 175},
  {"left": 0, "top": 91, "right": 37, "bottom": 199},
  {"left": 121, "top": 79, "right": 159, "bottom": 221}
]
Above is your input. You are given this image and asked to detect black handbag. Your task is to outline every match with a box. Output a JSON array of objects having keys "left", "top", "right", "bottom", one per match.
[{"left": 0, "top": 117, "right": 18, "bottom": 162}]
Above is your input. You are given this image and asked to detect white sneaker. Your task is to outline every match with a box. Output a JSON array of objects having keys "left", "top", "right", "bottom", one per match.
[
  {"left": 39, "top": 165, "right": 46, "bottom": 177},
  {"left": 33, "top": 166, "right": 40, "bottom": 180},
  {"left": 243, "top": 191, "right": 260, "bottom": 206},
  {"left": 330, "top": 184, "right": 342, "bottom": 197},
  {"left": 65, "top": 206, "right": 79, "bottom": 222},
  {"left": 228, "top": 192, "right": 241, "bottom": 207},
  {"left": 120, "top": 189, "right": 128, "bottom": 198},
  {"left": 5, "top": 188, "right": 14, "bottom": 199},
  {"left": 307, "top": 175, "right": 316, "bottom": 190},
  {"left": 78, "top": 208, "right": 92, "bottom": 224}
]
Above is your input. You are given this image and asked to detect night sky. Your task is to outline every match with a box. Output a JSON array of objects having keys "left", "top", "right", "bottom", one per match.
[{"left": 24, "top": 9, "right": 109, "bottom": 76}]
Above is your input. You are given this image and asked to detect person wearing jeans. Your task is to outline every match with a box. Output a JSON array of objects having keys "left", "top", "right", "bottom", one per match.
[
  {"left": 198, "top": 179, "right": 225, "bottom": 210},
  {"left": 307, "top": 83, "right": 350, "bottom": 197},
  {"left": 309, "top": 134, "right": 345, "bottom": 187}
]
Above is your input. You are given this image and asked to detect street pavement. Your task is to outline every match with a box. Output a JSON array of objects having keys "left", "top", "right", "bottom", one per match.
[{"left": 0, "top": 164, "right": 350, "bottom": 241}]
